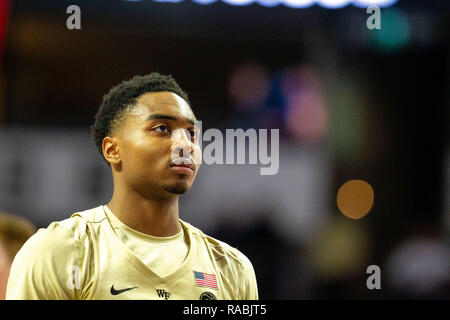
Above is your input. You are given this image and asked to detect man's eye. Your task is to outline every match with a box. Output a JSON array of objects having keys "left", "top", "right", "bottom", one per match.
[{"left": 154, "top": 125, "right": 169, "bottom": 133}]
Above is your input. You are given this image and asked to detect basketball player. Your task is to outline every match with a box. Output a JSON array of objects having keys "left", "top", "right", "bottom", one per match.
[
  {"left": 6, "top": 73, "right": 258, "bottom": 300},
  {"left": 0, "top": 213, "right": 36, "bottom": 299}
]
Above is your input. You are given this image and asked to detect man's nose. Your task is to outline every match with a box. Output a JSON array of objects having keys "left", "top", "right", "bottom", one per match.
[{"left": 171, "top": 129, "right": 194, "bottom": 157}]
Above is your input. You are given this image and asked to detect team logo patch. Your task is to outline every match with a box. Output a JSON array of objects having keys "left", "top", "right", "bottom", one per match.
[
  {"left": 156, "top": 289, "right": 171, "bottom": 300},
  {"left": 200, "top": 292, "right": 217, "bottom": 300},
  {"left": 193, "top": 271, "right": 218, "bottom": 290}
]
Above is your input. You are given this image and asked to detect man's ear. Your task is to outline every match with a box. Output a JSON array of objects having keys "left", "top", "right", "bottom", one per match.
[{"left": 102, "top": 136, "right": 121, "bottom": 166}]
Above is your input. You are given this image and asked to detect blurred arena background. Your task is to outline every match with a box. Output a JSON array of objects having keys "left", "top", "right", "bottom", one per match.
[{"left": 0, "top": 0, "right": 449, "bottom": 299}]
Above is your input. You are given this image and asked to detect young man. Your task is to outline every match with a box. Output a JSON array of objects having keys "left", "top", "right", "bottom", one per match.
[{"left": 6, "top": 73, "right": 258, "bottom": 300}]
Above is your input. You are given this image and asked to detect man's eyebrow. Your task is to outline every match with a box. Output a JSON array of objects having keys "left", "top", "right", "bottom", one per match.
[{"left": 146, "top": 114, "right": 196, "bottom": 126}]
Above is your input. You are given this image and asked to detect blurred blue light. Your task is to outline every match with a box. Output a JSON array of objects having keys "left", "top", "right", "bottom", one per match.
[
  {"left": 192, "top": 0, "right": 218, "bottom": 4},
  {"left": 317, "top": 0, "right": 351, "bottom": 9},
  {"left": 137, "top": 0, "right": 398, "bottom": 8},
  {"left": 256, "top": 0, "right": 280, "bottom": 7},
  {"left": 281, "top": 0, "right": 314, "bottom": 9},
  {"left": 370, "top": 7, "right": 410, "bottom": 50},
  {"left": 352, "top": 0, "right": 397, "bottom": 8},
  {"left": 222, "top": 0, "right": 256, "bottom": 6}
]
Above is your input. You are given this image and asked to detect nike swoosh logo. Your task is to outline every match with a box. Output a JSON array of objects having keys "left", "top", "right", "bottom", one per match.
[{"left": 110, "top": 285, "right": 138, "bottom": 295}]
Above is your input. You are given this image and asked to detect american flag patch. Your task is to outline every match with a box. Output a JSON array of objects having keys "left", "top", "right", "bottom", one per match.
[{"left": 193, "top": 271, "right": 218, "bottom": 289}]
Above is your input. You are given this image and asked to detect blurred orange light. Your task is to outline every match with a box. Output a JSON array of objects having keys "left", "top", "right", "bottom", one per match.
[{"left": 337, "top": 179, "right": 374, "bottom": 219}]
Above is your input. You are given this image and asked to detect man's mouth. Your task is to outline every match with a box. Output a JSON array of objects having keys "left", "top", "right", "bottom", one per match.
[{"left": 170, "top": 158, "right": 195, "bottom": 172}]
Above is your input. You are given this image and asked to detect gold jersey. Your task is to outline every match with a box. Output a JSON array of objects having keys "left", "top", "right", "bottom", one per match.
[{"left": 6, "top": 206, "right": 258, "bottom": 300}]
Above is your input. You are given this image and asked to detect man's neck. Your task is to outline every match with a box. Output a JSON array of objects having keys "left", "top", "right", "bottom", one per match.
[{"left": 107, "top": 189, "right": 182, "bottom": 237}]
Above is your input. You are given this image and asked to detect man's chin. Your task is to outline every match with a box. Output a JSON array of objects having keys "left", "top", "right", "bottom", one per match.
[{"left": 162, "top": 183, "right": 190, "bottom": 195}]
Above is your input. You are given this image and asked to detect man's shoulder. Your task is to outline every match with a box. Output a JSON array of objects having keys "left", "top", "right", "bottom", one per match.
[
  {"left": 43, "top": 205, "right": 104, "bottom": 239},
  {"left": 182, "top": 220, "right": 252, "bottom": 268},
  {"left": 6, "top": 207, "right": 105, "bottom": 299},
  {"left": 13, "top": 206, "right": 106, "bottom": 269},
  {"left": 27, "top": 205, "right": 104, "bottom": 247}
]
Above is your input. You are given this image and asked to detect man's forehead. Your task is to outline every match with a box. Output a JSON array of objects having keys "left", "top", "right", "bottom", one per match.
[{"left": 131, "top": 91, "right": 195, "bottom": 121}]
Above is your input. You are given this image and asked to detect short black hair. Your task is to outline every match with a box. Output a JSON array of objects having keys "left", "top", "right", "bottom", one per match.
[{"left": 91, "top": 72, "right": 190, "bottom": 163}]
